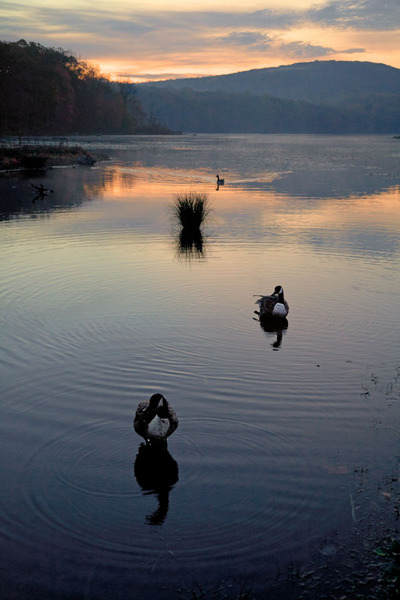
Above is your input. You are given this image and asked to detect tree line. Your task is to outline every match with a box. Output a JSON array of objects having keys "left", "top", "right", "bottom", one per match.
[
  {"left": 137, "top": 86, "right": 400, "bottom": 134},
  {"left": 0, "top": 39, "right": 171, "bottom": 136}
]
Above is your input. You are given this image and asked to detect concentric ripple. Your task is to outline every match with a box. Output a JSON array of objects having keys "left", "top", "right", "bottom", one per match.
[{"left": 0, "top": 417, "right": 322, "bottom": 577}]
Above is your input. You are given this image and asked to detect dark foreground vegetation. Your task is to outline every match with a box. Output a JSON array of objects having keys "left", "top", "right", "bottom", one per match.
[{"left": 0, "top": 39, "right": 171, "bottom": 136}]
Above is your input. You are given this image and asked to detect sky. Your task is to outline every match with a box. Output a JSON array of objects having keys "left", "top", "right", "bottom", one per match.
[{"left": 1, "top": 0, "right": 399, "bottom": 82}]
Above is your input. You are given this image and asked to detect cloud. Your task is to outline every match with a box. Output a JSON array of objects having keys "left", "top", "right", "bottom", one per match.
[
  {"left": 341, "top": 47, "right": 366, "bottom": 54},
  {"left": 0, "top": 0, "right": 396, "bottom": 80},
  {"left": 218, "top": 31, "right": 273, "bottom": 49},
  {"left": 139, "top": 8, "right": 296, "bottom": 31},
  {"left": 1, "top": 1, "right": 398, "bottom": 54},
  {"left": 242, "top": 8, "right": 297, "bottom": 30},
  {"left": 117, "top": 72, "right": 204, "bottom": 80},
  {"left": 278, "top": 41, "right": 367, "bottom": 59},
  {"left": 2, "top": 0, "right": 399, "bottom": 45},
  {"left": 307, "top": 0, "right": 400, "bottom": 31},
  {"left": 217, "top": 33, "right": 365, "bottom": 61},
  {"left": 279, "top": 41, "right": 336, "bottom": 59}
]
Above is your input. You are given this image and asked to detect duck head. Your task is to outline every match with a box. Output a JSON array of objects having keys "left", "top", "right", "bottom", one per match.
[
  {"left": 149, "top": 393, "right": 165, "bottom": 408},
  {"left": 273, "top": 285, "right": 284, "bottom": 302},
  {"left": 148, "top": 393, "right": 171, "bottom": 417}
]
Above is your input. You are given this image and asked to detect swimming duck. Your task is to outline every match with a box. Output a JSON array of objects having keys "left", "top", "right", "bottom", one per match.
[
  {"left": 216, "top": 174, "right": 225, "bottom": 185},
  {"left": 254, "top": 285, "right": 289, "bottom": 319},
  {"left": 134, "top": 394, "right": 178, "bottom": 445}
]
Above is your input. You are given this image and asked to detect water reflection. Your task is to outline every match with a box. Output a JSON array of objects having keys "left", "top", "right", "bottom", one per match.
[
  {"left": 1, "top": 134, "right": 400, "bottom": 600},
  {"left": 2, "top": 145, "right": 400, "bottom": 265},
  {"left": 255, "top": 316, "right": 289, "bottom": 350},
  {"left": 264, "top": 168, "right": 400, "bottom": 199},
  {"left": 0, "top": 171, "right": 85, "bottom": 220},
  {"left": 134, "top": 443, "right": 179, "bottom": 526},
  {"left": 0, "top": 164, "right": 121, "bottom": 220},
  {"left": 176, "top": 227, "right": 206, "bottom": 260},
  {"left": 31, "top": 182, "right": 54, "bottom": 203}
]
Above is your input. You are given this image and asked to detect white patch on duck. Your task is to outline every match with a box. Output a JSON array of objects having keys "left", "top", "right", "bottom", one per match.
[
  {"left": 272, "top": 302, "right": 287, "bottom": 317},
  {"left": 147, "top": 415, "right": 171, "bottom": 441}
]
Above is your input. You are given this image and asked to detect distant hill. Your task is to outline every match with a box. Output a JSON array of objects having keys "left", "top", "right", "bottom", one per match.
[
  {"left": 138, "top": 60, "right": 400, "bottom": 105},
  {"left": 135, "top": 61, "right": 400, "bottom": 134}
]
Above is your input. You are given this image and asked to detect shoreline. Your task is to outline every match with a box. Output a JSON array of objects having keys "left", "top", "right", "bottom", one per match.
[{"left": 0, "top": 142, "right": 109, "bottom": 172}]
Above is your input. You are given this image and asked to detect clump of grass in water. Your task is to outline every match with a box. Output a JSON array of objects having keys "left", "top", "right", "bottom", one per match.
[{"left": 173, "top": 192, "right": 211, "bottom": 231}]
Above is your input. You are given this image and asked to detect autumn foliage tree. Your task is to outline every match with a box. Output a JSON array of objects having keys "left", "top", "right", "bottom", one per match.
[{"left": 0, "top": 39, "right": 151, "bottom": 135}]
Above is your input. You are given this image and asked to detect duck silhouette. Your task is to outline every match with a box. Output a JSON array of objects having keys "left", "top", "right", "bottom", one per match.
[
  {"left": 133, "top": 393, "right": 178, "bottom": 446},
  {"left": 254, "top": 285, "right": 289, "bottom": 320},
  {"left": 216, "top": 174, "right": 225, "bottom": 190}
]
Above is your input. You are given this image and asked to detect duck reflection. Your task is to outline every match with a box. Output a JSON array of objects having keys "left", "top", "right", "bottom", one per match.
[
  {"left": 176, "top": 227, "right": 205, "bottom": 260},
  {"left": 216, "top": 174, "right": 225, "bottom": 190},
  {"left": 134, "top": 443, "right": 179, "bottom": 526},
  {"left": 255, "top": 316, "right": 288, "bottom": 350}
]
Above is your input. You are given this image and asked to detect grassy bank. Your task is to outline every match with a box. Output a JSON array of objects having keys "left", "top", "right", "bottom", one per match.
[{"left": 0, "top": 140, "right": 107, "bottom": 170}]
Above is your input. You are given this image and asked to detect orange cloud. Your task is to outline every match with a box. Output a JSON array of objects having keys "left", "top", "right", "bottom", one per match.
[{"left": 1, "top": 0, "right": 399, "bottom": 82}]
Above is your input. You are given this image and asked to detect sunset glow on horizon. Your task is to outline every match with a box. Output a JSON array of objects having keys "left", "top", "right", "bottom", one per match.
[{"left": 1, "top": 0, "right": 399, "bottom": 82}]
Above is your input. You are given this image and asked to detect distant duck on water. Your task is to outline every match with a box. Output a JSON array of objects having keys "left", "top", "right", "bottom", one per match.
[
  {"left": 134, "top": 394, "right": 178, "bottom": 446},
  {"left": 254, "top": 285, "right": 289, "bottom": 320},
  {"left": 216, "top": 174, "right": 225, "bottom": 189}
]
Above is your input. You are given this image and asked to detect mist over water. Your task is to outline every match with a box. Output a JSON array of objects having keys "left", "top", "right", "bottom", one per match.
[{"left": 1, "top": 134, "right": 400, "bottom": 599}]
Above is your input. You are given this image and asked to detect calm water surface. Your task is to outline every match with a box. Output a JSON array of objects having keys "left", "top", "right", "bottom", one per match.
[{"left": 1, "top": 134, "right": 400, "bottom": 599}]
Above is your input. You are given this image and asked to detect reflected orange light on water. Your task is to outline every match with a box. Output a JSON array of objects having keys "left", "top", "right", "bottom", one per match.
[
  {"left": 4, "top": 164, "right": 399, "bottom": 336},
  {"left": 258, "top": 188, "right": 400, "bottom": 237},
  {"left": 84, "top": 165, "right": 400, "bottom": 242},
  {"left": 93, "top": 165, "right": 217, "bottom": 200}
]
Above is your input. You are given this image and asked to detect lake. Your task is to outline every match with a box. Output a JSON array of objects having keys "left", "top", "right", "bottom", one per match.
[{"left": 1, "top": 134, "right": 400, "bottom": 599}]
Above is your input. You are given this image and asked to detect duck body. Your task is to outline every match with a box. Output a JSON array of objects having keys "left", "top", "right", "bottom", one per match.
[
  {"left": 255, "top": 285, "right": 289, "bottom": 320},
  {"left": 134, "top": 394, "right": 178, "bottom": 445}
]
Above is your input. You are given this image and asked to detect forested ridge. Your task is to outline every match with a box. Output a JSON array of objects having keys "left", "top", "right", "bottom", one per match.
[
  {"left": 137, "top": 85, "right": 400, "bottom": 134},
  {"left": 137, "top": 60, "right": 400, "bottom": 134},
  {"left": 2, "top": 41, "right": 399, "bottom": 136},
  {"left": 0, "top": 39, "right": 170, "bottom": 136},
  {"left": 141, "top": 60, "right": 400, "bottom": 104}
]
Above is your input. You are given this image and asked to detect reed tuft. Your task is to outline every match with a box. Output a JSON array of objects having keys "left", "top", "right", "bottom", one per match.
[{"left": 172, "top": 192, "right": 211, "bottom": 231}]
